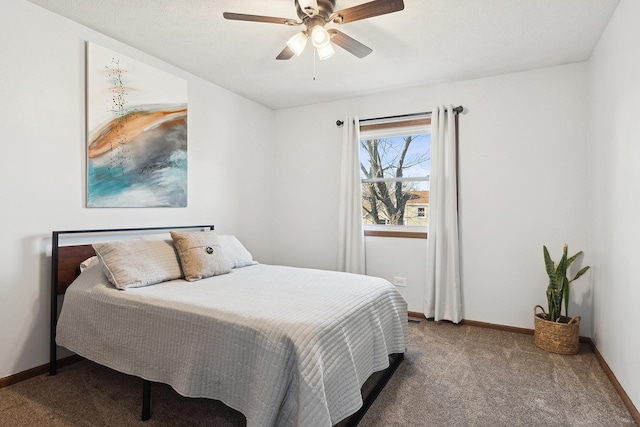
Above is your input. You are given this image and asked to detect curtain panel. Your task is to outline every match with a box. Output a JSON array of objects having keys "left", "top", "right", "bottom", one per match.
[
  {"left": 337, "top": 116, "right": 366, "bottom": 274},
  {"left": 424, "top": 105, "right": 462, "bottom": 323}
]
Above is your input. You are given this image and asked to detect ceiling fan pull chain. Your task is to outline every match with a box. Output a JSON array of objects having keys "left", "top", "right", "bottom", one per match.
[{"left": 313, "top": 51, "right": 317, "bottom": 81}]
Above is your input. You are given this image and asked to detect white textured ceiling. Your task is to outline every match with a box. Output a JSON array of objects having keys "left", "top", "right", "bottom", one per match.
[{"left": 26, "top": 0, "right": 619, "bottom": 110}]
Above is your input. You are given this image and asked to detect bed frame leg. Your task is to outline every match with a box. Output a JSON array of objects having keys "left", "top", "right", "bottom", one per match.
[{"left": 141, "top": 380, "right": 152, "bottom": 421}]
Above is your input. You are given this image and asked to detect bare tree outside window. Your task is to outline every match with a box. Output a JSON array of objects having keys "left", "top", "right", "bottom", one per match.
[{"left": 360, "top": 132, "right": 431, "bottom": 226}]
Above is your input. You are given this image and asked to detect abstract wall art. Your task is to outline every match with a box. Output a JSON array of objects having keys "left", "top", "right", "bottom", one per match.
[{"left": 86, "top": 42, "right": 187, "bottom": 207}]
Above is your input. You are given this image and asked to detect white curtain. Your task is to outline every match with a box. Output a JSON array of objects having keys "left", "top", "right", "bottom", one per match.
[
  {"left": 337, "top": 116, "right": 365, "bottom": 274},
  {"left": 424, "top": 105, "right": 462, "bottom": 323}
]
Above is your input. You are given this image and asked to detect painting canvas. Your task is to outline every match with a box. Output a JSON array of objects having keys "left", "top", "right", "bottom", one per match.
[{"left": 86, "top": 42, "right": 187, "bottom": 207}]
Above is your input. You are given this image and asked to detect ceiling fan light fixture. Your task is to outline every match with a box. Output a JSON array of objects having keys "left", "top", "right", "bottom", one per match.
[
  {"left": 316, "top": 43, "right": 335, "bottom": 60},
  {"left": 311, "top": 25, "right": 331, "bottom": 48},
  {"left": 286, "top": 31, "right": 308, "bottom": 56}
]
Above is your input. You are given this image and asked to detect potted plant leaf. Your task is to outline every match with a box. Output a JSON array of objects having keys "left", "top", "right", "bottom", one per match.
[{"left": 534, "top": 244, "right": 590, "bottom": 354}]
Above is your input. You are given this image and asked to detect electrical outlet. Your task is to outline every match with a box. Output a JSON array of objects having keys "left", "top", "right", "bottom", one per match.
[{"left": 393, "top": 277, "right": 406, "bottom": 287}]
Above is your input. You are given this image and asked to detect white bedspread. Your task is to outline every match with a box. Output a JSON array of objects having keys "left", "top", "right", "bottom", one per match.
[{"left": 56, "top": 262, "right": 408, "bottom": 427}]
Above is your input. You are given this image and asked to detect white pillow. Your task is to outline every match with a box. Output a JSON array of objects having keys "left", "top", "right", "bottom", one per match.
[
  {"left": 218, "top": 235, "right": 257, "bottom": 268},
  {"left": 92, "top": 237, "right": 182, "bottom": 289},
  {"left": 79, "top": 256, "right": 98, "bottom": 272}
]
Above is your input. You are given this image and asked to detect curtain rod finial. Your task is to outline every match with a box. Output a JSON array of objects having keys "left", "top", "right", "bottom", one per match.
[{"left": 336, "top": 120, "right": 344, "bottom": 127}]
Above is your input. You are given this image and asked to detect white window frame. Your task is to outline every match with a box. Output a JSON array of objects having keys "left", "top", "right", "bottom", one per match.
[{"left": 360, "top": 121, "right": 431, "bottom": 235}]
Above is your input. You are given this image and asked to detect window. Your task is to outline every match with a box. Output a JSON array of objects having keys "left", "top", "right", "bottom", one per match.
[{"left": 360, "top": 118, "right": 430, "bottom": 234}]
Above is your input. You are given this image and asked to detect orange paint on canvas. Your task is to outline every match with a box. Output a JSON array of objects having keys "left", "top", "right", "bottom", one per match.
[{"left": 88, "top": 107, "right": 187, "bottom": 158}]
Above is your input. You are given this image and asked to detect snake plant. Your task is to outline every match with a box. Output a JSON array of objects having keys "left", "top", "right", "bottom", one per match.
[{"left": 543, "top": 245, "right": 590, "bottom": 322}]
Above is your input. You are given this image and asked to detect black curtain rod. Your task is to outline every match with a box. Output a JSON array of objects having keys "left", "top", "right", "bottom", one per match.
[{"left": 336, "top": 105, "right": 463, "bottom": 127}]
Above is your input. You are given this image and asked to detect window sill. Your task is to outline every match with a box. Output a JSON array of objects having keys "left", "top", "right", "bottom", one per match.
[{"left": 364, "top": 230, "right": 428, "bottom": 239}]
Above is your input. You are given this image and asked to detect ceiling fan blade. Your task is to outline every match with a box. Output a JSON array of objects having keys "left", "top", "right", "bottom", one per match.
[
  {"left": 223, "top": 12, "right": 301, "bottom": 26},
  {"left": 331, "top": 0, "right": 404, "bottom": 24},
  {"left": 276, "top": 46, "right": 296, "bottom": 60},
  {"left": 328, "top": 29, "right": 372, "bottom": 58}
]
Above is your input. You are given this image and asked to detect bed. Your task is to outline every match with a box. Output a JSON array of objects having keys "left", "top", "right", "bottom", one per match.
[{"left": 50, "top": 225, "right": 408, "bottom": 427}]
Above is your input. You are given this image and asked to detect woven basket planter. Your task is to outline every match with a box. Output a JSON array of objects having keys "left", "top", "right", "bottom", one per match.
[{"left": 533, "top": 305, "right": 580, "bottom": 355}]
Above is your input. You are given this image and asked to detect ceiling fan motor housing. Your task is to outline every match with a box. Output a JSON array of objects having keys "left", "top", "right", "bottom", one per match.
[{"left": 296, "top": 0, "right": 336, "bottom": 21}]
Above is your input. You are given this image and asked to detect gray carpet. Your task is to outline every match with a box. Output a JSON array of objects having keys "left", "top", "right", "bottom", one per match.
[{"left": 1, "top": 320, "right": 636, "bottom": 426}]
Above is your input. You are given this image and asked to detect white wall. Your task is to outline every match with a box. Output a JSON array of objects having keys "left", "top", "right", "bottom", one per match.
[
  {"left": 365, "top": 237, "right": 428, "bottom": 312},
  {"left": 587, "top": 0, "right": 640, "bottom": 411},
  {"left": 0, "top": 0, "right": 275, "bottom": 379},
  {"left": 273, "top": 63, "right": 591, "bottom": 331}
]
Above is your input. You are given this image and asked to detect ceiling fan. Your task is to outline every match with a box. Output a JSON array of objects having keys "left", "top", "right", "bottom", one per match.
[{"left": 223, "top": 0, "right": 405, "bottom": 61}]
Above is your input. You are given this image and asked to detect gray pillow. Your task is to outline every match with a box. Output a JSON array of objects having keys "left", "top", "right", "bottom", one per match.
[{"left": 92, "top": 237, "right": 182, "bottom": 289}]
